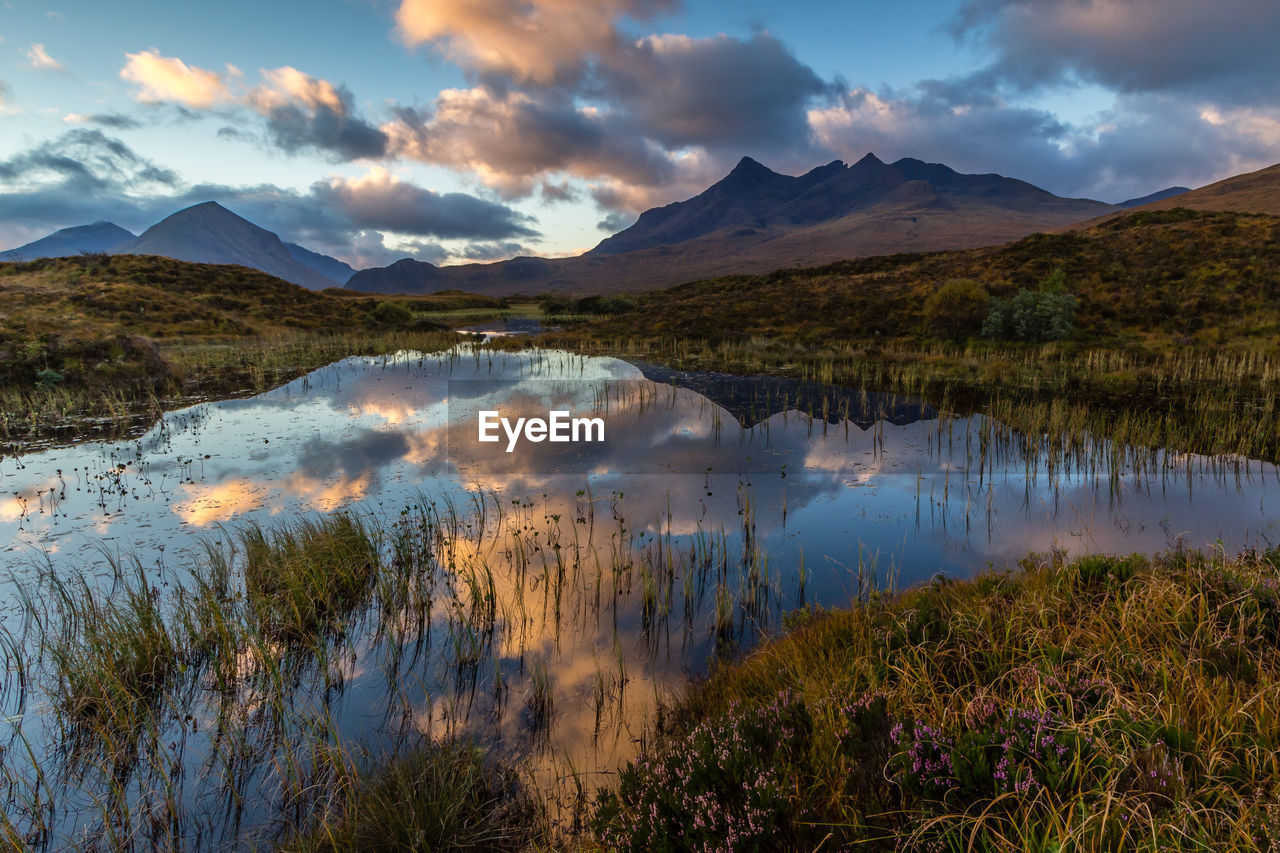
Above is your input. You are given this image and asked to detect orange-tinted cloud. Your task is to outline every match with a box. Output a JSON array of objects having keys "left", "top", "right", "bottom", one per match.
[
  {"left": 394, "top": 0, "right": 677, "bottom": 85},
  {"left": 176, "top": 478, "right": 268, "bottom": 526},
  {"left": 121, "top": 49, "right": 233, "bottom": 108}
]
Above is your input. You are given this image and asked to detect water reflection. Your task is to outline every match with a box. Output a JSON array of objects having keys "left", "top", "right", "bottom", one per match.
[{"left": 1, "top": 345, "right": 1278, "bottom": 847}]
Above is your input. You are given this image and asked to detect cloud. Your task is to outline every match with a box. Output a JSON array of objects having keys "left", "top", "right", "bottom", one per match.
[
  {"left": 384, "top": 17, "right": 837, "bottom": 215},
  {"left": 22, "top": 43, "right": 65, "bottom": 72},
  {"left": 808, "top": 85, "right": 1280, "bottom": 202},
  {"left": 120, "top": 52, "right": 386, "bottom": 160},
  {"left": 310, "top": 166, "right": 538, "bottom": 239},
  {"left": 952, "top": 0, "right": 1280, "bottom": 105},
  {"left": 383, "top": 89, "right": 681, "bottom": 198},
  {"left": 394, "top": 0, "right": 678, "bottom": 85},
  {"left": 63, "top": 112, "right": 143, "bottom": 129},
  {"left": 0, "top": 80, "right": 10, "bottom": 110},
  {"left": 348, "top": 230, "right": 449, "bottom": 268},
  {"left": 121, "top": 49, "right": 232, "bottom": 108},
  {"left": 246, "top": 66, "right": 388, "bottom": 160},
  {"left": 607, "top": 32, "right": 835, "bottom": 151},
  {"left": 0, "top": 133, "right": 539, "bottom": 264},
  {"left": 460, "top": 240, "right": 531, "bottom": 261},
  {"left": 0, "top": 128, "right": 178, "bottom": 197}
]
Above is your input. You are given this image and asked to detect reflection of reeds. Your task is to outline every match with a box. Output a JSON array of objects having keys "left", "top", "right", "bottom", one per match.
[
  {"left": 2, "top": 477, "right": 796, "bottom": 847},
  {"left": 506, "top": 334, "right": 1280, "bottom": 464}
]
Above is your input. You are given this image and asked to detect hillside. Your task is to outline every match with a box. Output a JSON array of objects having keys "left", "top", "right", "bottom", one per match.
[
  {"left": 0, "top": 254, "right": 378, "bottom": 344},
  {"left": 0, "top": 254, "right": 459, "bottom": 447},
  {"left": 1110, "top": 162, "right": 1280, "bottom": 217},
  {"left": 112, "top": 202, "right": 341, "bottom": 290},
  {"left": 0, "top": 221, "right": 136, "bottom": 261},
  {"left": 570, "top": 209, "right": 1280, "bottom": 346},
  {"left": 347, "top": 154, "right": 1119, "bottom": 296}
]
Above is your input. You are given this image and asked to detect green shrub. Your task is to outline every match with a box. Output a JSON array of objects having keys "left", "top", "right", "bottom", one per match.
[
  {"left": 365, "top": 300, "right": 414, "bottom": 326},
  {"left": 982, "top": 270, "right": 1078, "bottom": 342},
  {"left": 923, "top": 278, "right": 989, "bottom": 340}
]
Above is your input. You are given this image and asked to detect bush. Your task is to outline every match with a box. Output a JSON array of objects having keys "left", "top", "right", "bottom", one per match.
[
  {"left": 593, "top": 692, "right": 817, "bottom": 852},
  {"left": 535, "top": 292, "right": 576, "bottom": 314},
  {"left": 982, "top": 270, "right": 1078, "bottom": 342},
  {"left": 923, "top": 278, "right": 989, "bottom": 340},
  {"left": 365, "top": 300, "right": 414, "bottom": 327}
]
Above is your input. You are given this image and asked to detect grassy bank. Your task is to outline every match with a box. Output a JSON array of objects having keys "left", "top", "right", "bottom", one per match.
[
  {"left": 594, "top": 547, "right": 1280, "bottom": 851},
  {"left": 570, "top": 210, "right": 1280, "bottom": 347},
  {"left": 0, "top": 254, "right": 474, "bottom": 450}
]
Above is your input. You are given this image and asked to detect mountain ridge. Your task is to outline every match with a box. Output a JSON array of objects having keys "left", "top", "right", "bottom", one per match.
[
  {"left": 2, "top": 207, "right": 356, "bottom": 289},
  {"left": 348, "top": 153, "right": 1121, "bottom": 296},
  {"left": 109, "top": 202, "right": 340, "bottom": 290}
]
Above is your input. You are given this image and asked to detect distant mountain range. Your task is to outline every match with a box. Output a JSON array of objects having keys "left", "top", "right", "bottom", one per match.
[
  {"left": 16, "top": 153, "right": 1266, "bottom": 298},
  {"left": 346, "top": 155, "right": 1189, "bottom": 296},
  {"left": 1, "top": 203, "right": 355, "bottom": 289}
]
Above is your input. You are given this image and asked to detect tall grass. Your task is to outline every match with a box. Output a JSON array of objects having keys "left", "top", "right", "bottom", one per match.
[
  {"left": 595, "top": 547, "right": 1280, "bottom": 851},
  {"left": 281, "top": 740, "right": 543, "bottom": 852},
  {"left": 0, "top": 482, "right": 788, "bottom": 849},
  {"left": 518, "top": 333, "right": 1280, "bottom": 462}
]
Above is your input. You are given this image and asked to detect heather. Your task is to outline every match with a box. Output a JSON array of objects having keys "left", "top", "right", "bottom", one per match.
[{"left": 592, "top": 548, "right": 1280, "bottom": 851}]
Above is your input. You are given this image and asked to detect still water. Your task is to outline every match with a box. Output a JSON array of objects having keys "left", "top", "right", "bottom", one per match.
[{"left": 1, "top": 345, "right": 1277, "bottom": 847}]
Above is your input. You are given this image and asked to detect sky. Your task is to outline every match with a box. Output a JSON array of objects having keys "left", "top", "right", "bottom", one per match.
[{"left": 1, "top": 0, "right": 1278, "bottom": 267}]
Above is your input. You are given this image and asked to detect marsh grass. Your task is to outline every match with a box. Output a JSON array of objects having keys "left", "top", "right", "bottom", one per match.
[
  {"left": 241, "top": 515, "right": 381, "bottom": 643},
  {"left": 41, "top": 560, "right": 183, "bottom": 761},
  {"left": 596, "top": 547, "right": 1280, "bottom": 851},
  {"left": 280, "top": 740, "right": 544, "bottom": 853},
  {"left": 516, "top": 333, "right": 1280, "bottom": 463},
  {"left": 1, "top": 481, "right": 793, "bottom": 849}
]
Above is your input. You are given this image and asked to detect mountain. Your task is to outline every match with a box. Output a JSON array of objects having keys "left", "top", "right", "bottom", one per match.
[
  {"left": 111, "top": 202, "right": 340, "bottom": 290},
  {"left": 1, "top": 221, "right": 135, "bottom": 261},
  {"left": 286, "top": 241, "right": 356, "bottom": 285},
  {"left": 593, "top": 154, "right": 1109, "bottom": 256},
  {"left": 347, "top": 154, "right": 1118, "bottom": 297},
  {"left": 346, "top": 258, "right": 447, "bottom": 293},
  {"left": 1119, "top": 162, "right": 1280, "bottom": 216},
  {"left": 1116, "top": 187, "right": 1191, "bottom": 208}
]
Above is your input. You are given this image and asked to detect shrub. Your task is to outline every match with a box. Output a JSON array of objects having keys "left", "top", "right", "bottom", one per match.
[
  {"left": 593, "top": 692, "right": 816, "bottom": 852},
  {"left": 535, "top": 292, "right": 576, "bottom": 314},
  {"left": 34, "top": 367, "right": 65, "bottom": 390},
  {"left": 982, "top": 269, "right": 1078, "bottom": 342},
  {"left": 365, "top": 300, "right": 414, "bottom": 326},
  {"left": 923, "top": 278, "right": 989, "bottom": 340}
]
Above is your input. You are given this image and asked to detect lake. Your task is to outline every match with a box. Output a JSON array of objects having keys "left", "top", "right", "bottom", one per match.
[{"left": 1, "top": 344, "right": 1277, "bottom": 848}]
